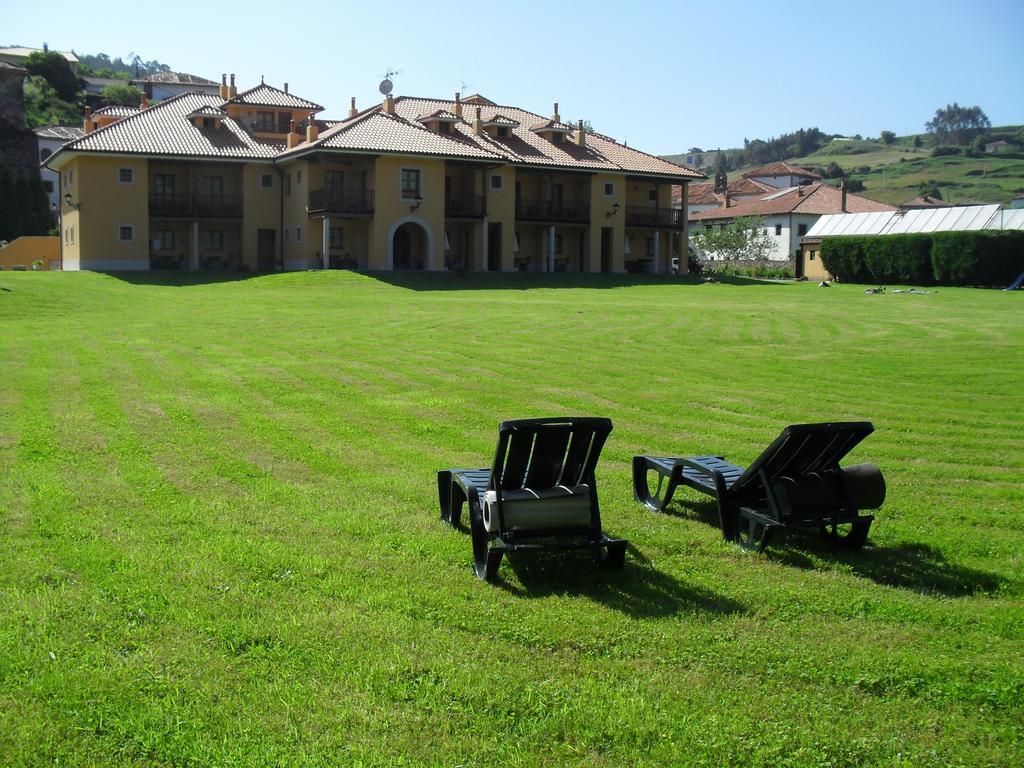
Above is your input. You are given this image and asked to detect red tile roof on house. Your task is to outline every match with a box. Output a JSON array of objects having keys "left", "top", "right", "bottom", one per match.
[
  {"left": 60, "top": 92, "right": 283, "bottom": 159},
  {"left": 283, "top": 96, "right": 704, "bottom": 179},
  {"left": 92, "top": 105, "right": 141, "bottom": 118},
  {"left": 134, "top": 72, "right": 218, "bottom": 86},
  {"left": 33, "top": 125, "right": 85, "bottom": 140},
  {"left": 742, "top": 161, "right": 821, "bottom": 180},
  {"left": 675, "top": 177, "right": 773, "bottom": 207},
  {"left": 225, "top": 83, "right": 322, "bottom": 112},
  {"left": 690, "top": 183, "right": 895, "bottom": 221}
]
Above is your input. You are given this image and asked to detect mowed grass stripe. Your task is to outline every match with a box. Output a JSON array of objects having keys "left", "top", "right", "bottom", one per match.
[{"left": 0, "top": 271, "right": 1021, "bottom": 766}]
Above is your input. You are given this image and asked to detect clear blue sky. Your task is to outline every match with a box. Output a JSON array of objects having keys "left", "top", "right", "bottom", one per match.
[{"left": 5, "top": 0, "right": 1022, "bottom": 155}]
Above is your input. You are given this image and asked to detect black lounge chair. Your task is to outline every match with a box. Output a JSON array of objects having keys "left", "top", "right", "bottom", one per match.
[
  {"left": 632, "top": 422, "right": 885, "bottom": 551},
  {"left": 438, "top": 417, "right": 627, "bottom": 581}
]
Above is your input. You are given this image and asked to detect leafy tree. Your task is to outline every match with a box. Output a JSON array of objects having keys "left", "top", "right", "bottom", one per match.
[
  {"left": 918, "top": 181, "right": 943, "bottom": 200},
  {"left": 880, "top": 130, "right": 896, "bottom": 145},
  {"left": 23, "top": 50, "right": 82, "bottom": 102},
  {"left": 0, "top": 165, "right": 51, "bottom": 240},
  {"left": 846, "top": 179, "right": 866, "bottom": 193},
  {"left": 925, "top": 103, "right": 990, "bottom": 146},
  {"left": 913, "top": 135, "right": 923, "bottom": 148},
  {"left": 822, "top": 161, "right": 846, "bottom": 179},
  {"left": 23, "top": 75, "right": 81, "bottom": 127},
  {"left": 101, "top": 83, "right": 143, "bottom": 107},
  {"left": 692, "top": 216, "right": 775, "bottom": 262}
]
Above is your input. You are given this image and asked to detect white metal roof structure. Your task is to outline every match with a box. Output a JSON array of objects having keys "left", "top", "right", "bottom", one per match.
[{"left": 805, "top": 204, "right": 1024, "bottom": 239}]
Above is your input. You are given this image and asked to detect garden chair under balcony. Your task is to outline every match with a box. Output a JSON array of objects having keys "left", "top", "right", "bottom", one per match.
[
  {"left": 438, "top": 417, "right": 627, "bottom": 581},
  {"left": 632, "top": 422, "right": 885, "bottom": 551}
]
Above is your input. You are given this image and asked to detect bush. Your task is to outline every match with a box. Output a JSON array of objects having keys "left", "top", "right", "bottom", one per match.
[
  {"left": 822, "top": 231, "right": 1024, "bottom": 286},
  {"left": 845, "top": 179, "right": 866, "bottom": 193},
  {"left": 864, "top": 234, "right": 933, "bottom": 284},
  {"left": 931, "top": 145, "right": 962, "bottom": 157},
  {"left": 881, "top": 130, "right": 896, "bottom": 145}
]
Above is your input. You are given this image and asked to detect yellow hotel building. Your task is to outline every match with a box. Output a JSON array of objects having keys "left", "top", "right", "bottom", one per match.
[{"left": 47, "top": 76, "right": 703, "bottom": 273}]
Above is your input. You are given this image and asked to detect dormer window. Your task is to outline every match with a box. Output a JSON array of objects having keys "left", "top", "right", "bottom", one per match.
[
  {"left": 256, "top": 111, "right": 275, "bottom": 131},
  {"left": 416, "top": 109, "right": 460, "bottom": 135},
  {"left": 482, "top": 114, "right": 520, "bottom": 138},
  {"left": 438, "top": 121, "right": 450, "bottom": 134},
  {"left": 529, "top": 118, "right": 572, "bottom": 144},
  {"left": 497, "top": 126, "right": 509, "bottom": 138}
]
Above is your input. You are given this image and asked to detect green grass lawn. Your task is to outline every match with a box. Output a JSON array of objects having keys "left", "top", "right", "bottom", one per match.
[{"left": 1, "top": 271, "right": 1021, "bottom": 766}]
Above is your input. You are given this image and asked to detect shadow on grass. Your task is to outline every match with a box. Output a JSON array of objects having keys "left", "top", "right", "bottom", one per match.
[
  {"left": 105, "top": 270, "right": 269, "bottom": 287},
  {"left": 663, "top": 499, "right": 1005, "bottom": 597},
  {"left": 364, "top": 271, "right": 789, "bottom": 292},
  {"left": 768, "top": 535, "right": 1007, "bottom": 597},
  {"left": 497, "top": 543, "right": 747, "bottom": 618}
]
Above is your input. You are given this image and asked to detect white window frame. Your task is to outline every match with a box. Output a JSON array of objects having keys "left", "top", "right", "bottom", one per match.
[
  {"left": 118, "top": 224, "right": 135, "bottom": 243},
  {"left": 400, "top": 167, "right": 423, "bottom": 201},
  {"left": 118, "top": 167, "right": 135, "bottom": 185},
  {"left": 603, "top": 181, "right": 615, "bottom": 197},
  {"left": 489, "top": 174, "right": 503, "bottom": 191}
]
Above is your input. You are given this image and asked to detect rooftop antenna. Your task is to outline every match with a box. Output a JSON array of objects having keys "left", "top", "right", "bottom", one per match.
[
  {"left": 459, "top": 80, "right": 473, "bottom": 98},
  {"left": 379, "top": 67, "right": 401, "bottom": 96}
]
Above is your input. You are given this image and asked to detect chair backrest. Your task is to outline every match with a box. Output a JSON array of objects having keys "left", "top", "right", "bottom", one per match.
[
  {"left": 489, "top": 417, "right": 613, "bottom": 493},
  {"left": 734, "top": 422, "right": 874, "bottom": 493}
]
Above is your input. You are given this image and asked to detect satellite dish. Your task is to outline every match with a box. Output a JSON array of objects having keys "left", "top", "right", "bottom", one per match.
[{"left": 378, "top": 79, "right": 393, "bottom": 96}]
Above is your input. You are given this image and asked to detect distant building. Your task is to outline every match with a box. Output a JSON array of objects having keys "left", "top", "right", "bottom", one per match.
[
  {"left": 690, "top": 182, "right": 895, "bottom": 262},
  {"left": 131, "top": 72, "right": 220, "bottom": 101},
  {"left": 34, "top": 125, "right": 84, "bottom": 212},
  {"left": 0, "top": 46, "right": 78, "bottom": 66}
]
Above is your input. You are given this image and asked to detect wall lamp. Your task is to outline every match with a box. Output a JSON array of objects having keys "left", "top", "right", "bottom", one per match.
[
  {"left": 64, "top": 193, "right": 82, "bottom": 210},
  {"left": 607, "top": 202, "right": 620, "bottom": 218},
  {"left": 410, "top": 195, "right": 423, "bottom": 212}
]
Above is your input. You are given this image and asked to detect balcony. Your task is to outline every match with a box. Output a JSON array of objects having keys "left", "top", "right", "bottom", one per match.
[
  {"left": 308, "top": 189, "right": 375, "bottom": 215},
  {"left": 444, "top": 194, "right": 486, "bottom": 219},
  {"left": 625, "top": 205, "right": 686, "bottom": 229},
  {"left": 515, "top": 198, "right": 590, "bottom": 225},
  {"left": 149, "top": 193, "right": 242, "bottom": 219}
]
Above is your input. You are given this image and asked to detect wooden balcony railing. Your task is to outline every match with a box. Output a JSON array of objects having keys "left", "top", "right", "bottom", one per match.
[
  {"left": 149, "top": 193, "right": 242, "bottom": 218},
  {"left": 444, "top": 194, "right": 486, "bottom": 219},
  {"left": 308, "top": 189, "right": 375, "bottom": 215},
  {"left": 515, "top": 198, "right": 590, "bottom": 224},
  {"left": 624, "top": 205, "right": 686, "bottom": 228}
]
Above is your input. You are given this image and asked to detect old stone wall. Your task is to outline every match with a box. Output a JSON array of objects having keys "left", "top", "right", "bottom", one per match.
[{"left": 0, "top": 68, "right": 40, "bottom": 180}]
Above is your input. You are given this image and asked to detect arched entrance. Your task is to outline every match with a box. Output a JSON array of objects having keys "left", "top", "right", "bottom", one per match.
[{"left": 392, "top": 221, "right": 427, "bottom": 270}]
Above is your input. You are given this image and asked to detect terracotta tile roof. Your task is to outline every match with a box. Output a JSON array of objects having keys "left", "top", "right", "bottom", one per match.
[
  {"left": 529, "top": 118, "right": 573, "bottom": 133},
  {"left": 187, "top": 105, "right": 227, "bottom": 118},
  {"left": 313, "top": 110, "right": 500, "bottom": 161},
  {"left": 60, "top": 92, "right": 282, "bottom": 160},
  {"left": 743, "top": 161, "right": 821, "bottom": 180},
  {"left": 33, "top": 125, "right": 84, "bottom": 140},
  {"left": 225, "top": 83, "right": 322, "bottom": 111},
  {"left": 484, "top": 114, "right": 520, "bottom": 127},
  {"left": 416, "top": 109, "right": 460, "bottom": 122},
  {"left": 280, "top": 96, "right": 703, "bottom": 179},
  {"left": 92, "top": 105, "right": 141, "bottom": 118},
  {"left": 676, "top": 177, "right": 773, "bottom": 207},
  {"left": 690, "top": 183, "right": 895, "bottom": 221}
]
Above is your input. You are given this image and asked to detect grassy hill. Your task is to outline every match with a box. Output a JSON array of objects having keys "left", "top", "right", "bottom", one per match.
[
  {"left": 669, "top": 129, "right": 1024, "bottom": 206},
  {"left": 1, "top": 270, "right": 1022, "bottom": 766}
]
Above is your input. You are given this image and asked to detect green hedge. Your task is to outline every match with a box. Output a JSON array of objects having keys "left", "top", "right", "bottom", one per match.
[{"left": 820, "top": 230, "right": 1024, "bottom": 286}]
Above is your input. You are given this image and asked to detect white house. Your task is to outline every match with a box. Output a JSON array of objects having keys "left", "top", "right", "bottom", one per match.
[
  {"left": 33, "top": 125, "right": 84, "bottom": 213},
  {"left": 690, "top": 182, "right": 896, "bottom": 261}
]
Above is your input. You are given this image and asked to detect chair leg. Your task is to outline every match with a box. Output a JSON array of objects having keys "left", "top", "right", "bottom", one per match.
[
  {"left": 632, "top": 457, "right": 676, "bottom": 512},
  {"left": 819, "top": 518, "right": 871, "bottom": 549},
  {"left": 471, "top": 504, "right": 501, "bottom": 581},
  {"left": 593, "top": 540, "right": 627, "bottom": 569}
]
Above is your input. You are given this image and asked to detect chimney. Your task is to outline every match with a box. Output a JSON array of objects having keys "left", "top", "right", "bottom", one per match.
[
  {"left": 473, "top": 106, "right": 483, "bottom": 136},
  {"left": 454, "top": 92, "right": 462, "bottom": 119},
  {"left": 140, "top": 93, "right": 149, "bottom": 110},
  {"left": 306, "top": 116, "right": 318, "bottom": 143},
  {"left": 575, "top": 119, "right": 586, "bottom": 147},
  {"left": 228, "top": 73, "right": 237, "bottom": 98},
  {"left": 287, "top": 119, "right": 300, "bottom": 149},
  {"left": 383, "top": 94, "right": 395, "bottom": 114},
  {"left": 552, "top": 102, "right": 560, "bottom": 122},
  {"left": 797, "top": 186, "right": 804, "bottom": 197},
  {"left": 284, "top": 82, "right": 289, "bottom": 94},
  {"left": 840, "top": 180, "right": 848, "bottom": 212},
  {"left": 724, "top": 191, "right": 731, "bottom": 208},
  {"left": 219, "top": 74, "right": 228, "bottom": 100},
  {"left": 348, "top": 97, "right": 357, "bottom": 118},
  {"left": 83, "top": 106, "right": 94, "bottom": 134}
]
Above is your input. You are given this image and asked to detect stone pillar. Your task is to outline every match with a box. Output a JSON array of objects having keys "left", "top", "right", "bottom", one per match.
[
  {"left": 322, "top": 216, "right": 330, "bottom": 268},
  {"left": 653, "top": 230, "right": 660, "bottom": 274},
  {"left": 480, "top": 219, "right": 488, "bottom": 271},
  {"left": 190, "top": 221, "right": 199, "bottom": 270}
]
